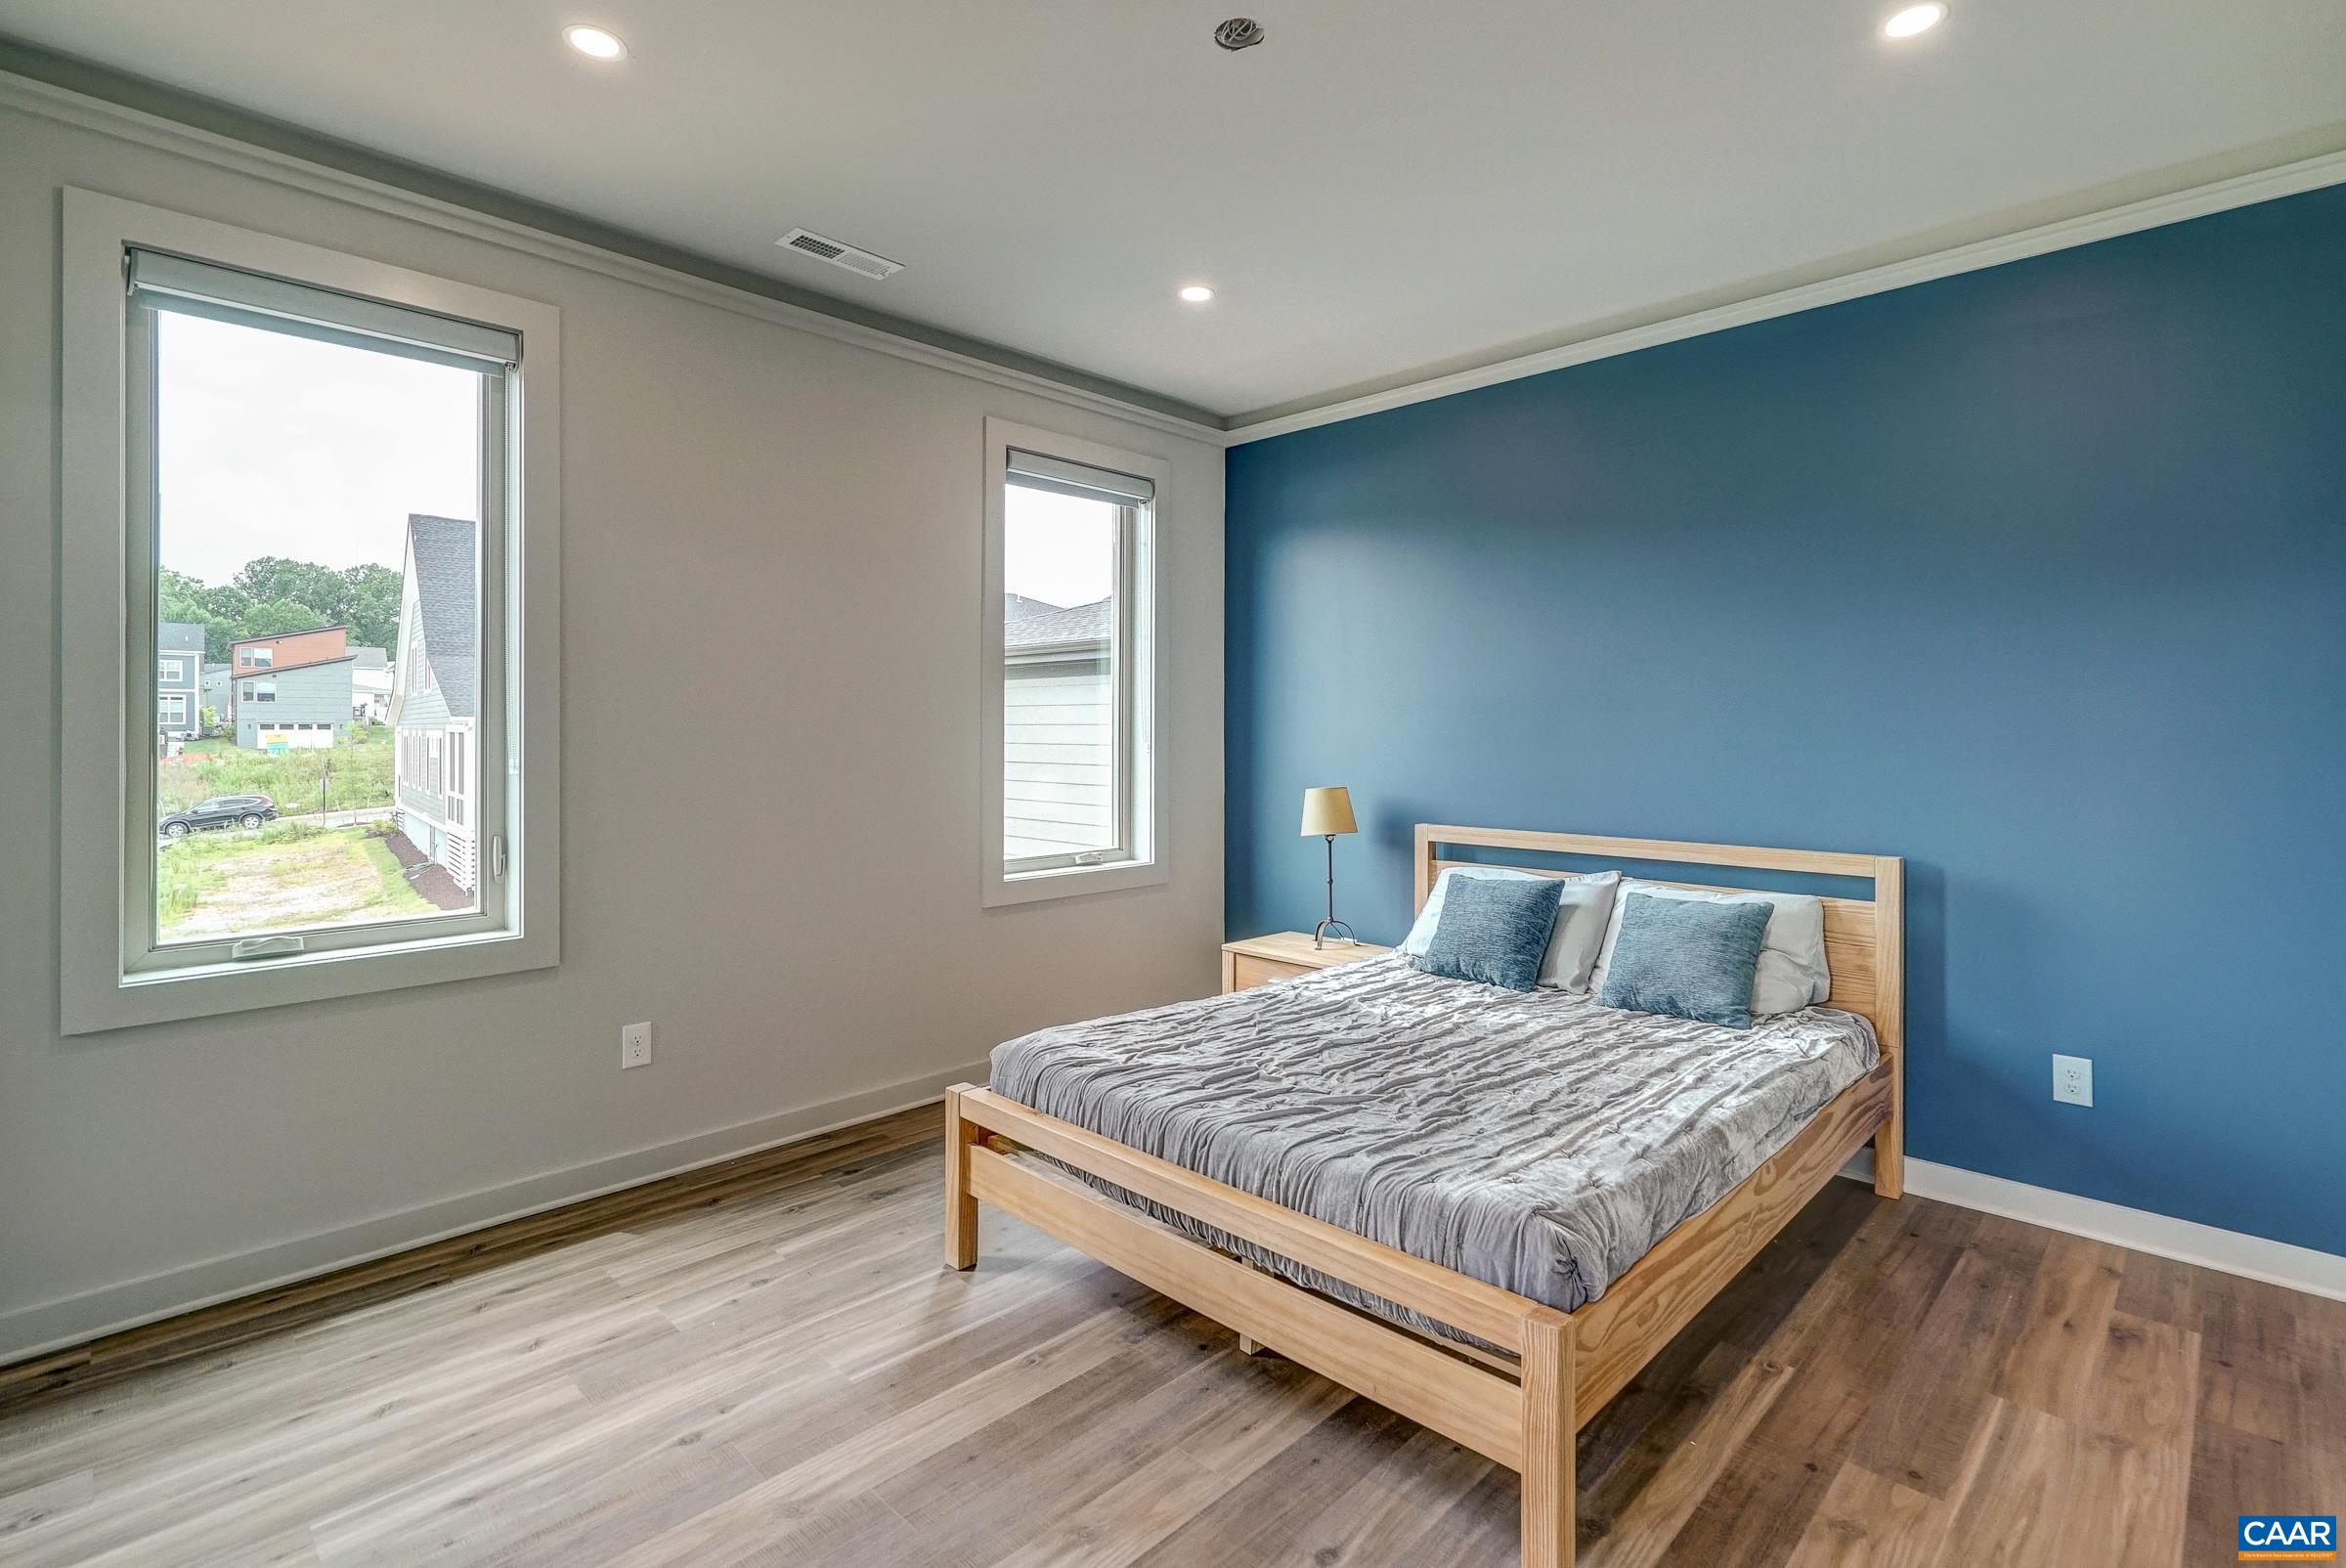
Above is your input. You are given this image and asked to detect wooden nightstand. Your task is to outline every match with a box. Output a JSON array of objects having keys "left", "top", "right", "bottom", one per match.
[{"left": 1220, "top": 931, "right": 1394, "bottom": 993}]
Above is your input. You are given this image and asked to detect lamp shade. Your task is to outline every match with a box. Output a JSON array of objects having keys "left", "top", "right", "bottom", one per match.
[{"left": 1299, "top": 786, "right": 1358, "bottom": 837}]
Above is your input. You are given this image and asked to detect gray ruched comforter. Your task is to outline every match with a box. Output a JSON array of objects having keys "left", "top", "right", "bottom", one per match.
[{"left": 988, "top": 955, "right": 1877, "bottom": 1339}]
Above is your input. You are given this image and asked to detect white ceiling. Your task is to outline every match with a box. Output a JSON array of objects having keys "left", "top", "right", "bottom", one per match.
[{"left": 6, "top": 1, "right": 2344, "bottom": 421}]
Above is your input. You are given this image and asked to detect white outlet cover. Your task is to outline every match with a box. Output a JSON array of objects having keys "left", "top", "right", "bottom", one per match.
[
  {"left": 2052, "top": 1053, "right": 2092, "bottom": 1107},
  {"left": 621, "top": 1022, "right": 653, "bottom": 1069}
]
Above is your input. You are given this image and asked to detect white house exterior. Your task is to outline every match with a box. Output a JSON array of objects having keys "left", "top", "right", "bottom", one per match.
[
  {"left": 1002, "top": 594, "right": 1113, "bottom": 862},
  {"left": 350, "top": 645, "right": 393, "bottom": 722},
  {"left": 390, "top": 515, "right": 479, "bottom": 893}
]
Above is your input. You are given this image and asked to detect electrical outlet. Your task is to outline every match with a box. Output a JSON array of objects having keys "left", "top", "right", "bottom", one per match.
[
  {"left": 2052, "top": 1053, "right": 2092, "bottom": 1107},
  {"left": 621, "top": 1022, "right": 653, "bottom": 1070}
]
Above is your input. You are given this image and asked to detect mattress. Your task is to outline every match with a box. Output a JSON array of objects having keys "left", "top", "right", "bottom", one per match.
[{"left": 987, "top": 954, "right": 1879, "bottom": 1341}]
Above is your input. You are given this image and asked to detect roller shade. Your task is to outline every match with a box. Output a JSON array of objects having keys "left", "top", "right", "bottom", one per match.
[
  {"left": 1007, "top": 448, "right": 1153, "bottom": 505},
  {"left": 127, "top": 248, "right": 520, "bottom": 370}
]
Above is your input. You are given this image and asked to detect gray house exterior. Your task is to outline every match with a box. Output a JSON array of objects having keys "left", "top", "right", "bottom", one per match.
[
  {"left": 391, "top": 515, "right": 480, "bottom": 893},
  {"left": 1002, "top": 594, "right": 1114, "bottom": 862},
  {"left": 201, "top": 663, "right": 232, "bottom": 725},
  {"left": 156, "top": 621, "right": 203, "bottom": 742},
  {"left": 234, "top": 657, "right": 356, "bottom": 750}
]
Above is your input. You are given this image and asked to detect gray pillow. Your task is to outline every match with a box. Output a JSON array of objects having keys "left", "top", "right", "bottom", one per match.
[
  {"left": 1415, "top": 874, "right": 1562, "bottom": 992},
  {"left": 1597, "top": 893, "right": 1772, "bottom": 1028}
]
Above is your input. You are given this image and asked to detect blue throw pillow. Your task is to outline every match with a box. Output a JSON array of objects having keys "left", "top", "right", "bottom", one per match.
[
  {"left": 1598, "top": 893, "right": 1772, "bottom": 1029},
  {"left": 1415, "top": 874, "right": 1561, "bottom": 992}
]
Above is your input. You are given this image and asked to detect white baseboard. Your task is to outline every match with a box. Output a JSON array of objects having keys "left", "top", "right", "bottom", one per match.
[
  {"left": 0, "top": 1060, "right": 990, "bottom": 1365},
  {"left": 1839, "top": 1152, "right": 2346, "bottom": 1303}
]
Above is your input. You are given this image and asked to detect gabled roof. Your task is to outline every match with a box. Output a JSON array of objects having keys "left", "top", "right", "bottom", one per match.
[
  {"left": 407, "top": 515, "right": 479, "bottom": 719},
  {"left": 1006, "top": 594, "right": 1110, "bottom": 653},
  {"left": 158, "top": 621, "right": 205, "bottom": 654}
]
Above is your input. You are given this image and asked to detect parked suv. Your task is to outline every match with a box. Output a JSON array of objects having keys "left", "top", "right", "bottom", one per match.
[{"left": 158, "top": 795, "right": 278, "bottom": 839}]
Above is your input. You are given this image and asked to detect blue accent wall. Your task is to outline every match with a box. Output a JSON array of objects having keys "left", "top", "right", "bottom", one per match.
[{"left": 1225, "top": 184, "right": 2346, "bottom": 1256}]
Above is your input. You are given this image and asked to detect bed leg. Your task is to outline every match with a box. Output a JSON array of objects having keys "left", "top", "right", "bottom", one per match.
[
  {"left": 1520, "top": 1308, "right": 1576, "bottom": 1568},
  {"left": 944, "top": 1084, "right": 978, "bottom": 1271},
  {"left": 1873, "top": 1074, "right": 1904, "bottom": 1200}
]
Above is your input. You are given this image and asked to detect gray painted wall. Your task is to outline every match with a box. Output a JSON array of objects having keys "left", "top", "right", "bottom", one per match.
[
  {"left": 234, "top": 660, "right": 353, "bottom": 748},
  {"left": 0, "top": 87, "right": 1224, "bottom": 1358}
]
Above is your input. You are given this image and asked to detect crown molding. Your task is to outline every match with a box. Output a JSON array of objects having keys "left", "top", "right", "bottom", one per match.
[
  {"left": 10, "top": 55, "right": 2343, "bottom": 455},
  {"left": 0, "top": 66, "right": 1226, "bottom": 445},
  {"left": 1225, "top": 145, "right": 2346, "bottom": 447}
]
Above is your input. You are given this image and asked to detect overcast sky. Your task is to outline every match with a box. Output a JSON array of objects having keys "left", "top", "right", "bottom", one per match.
[
  {"left": 159, "top": 308, "right": 1119, "bottom": 613},
  {"left": 157, "top": 312, "right": 481, "bottom": 584},
  {"left": 1004, "top": 485, "right": 1116, "bottom": 610}
]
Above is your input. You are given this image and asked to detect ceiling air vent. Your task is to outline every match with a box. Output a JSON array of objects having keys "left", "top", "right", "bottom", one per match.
[{"left": 776, "top": 228, "right": 903, "bottom": 281}]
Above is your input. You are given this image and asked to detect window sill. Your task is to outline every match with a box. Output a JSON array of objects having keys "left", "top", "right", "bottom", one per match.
[
  {"left": 64, "top": 923, "right": 555, "bottom": 1035},
  {"left": 981, "top": 856, "right": 1169, "bottom": 908}
]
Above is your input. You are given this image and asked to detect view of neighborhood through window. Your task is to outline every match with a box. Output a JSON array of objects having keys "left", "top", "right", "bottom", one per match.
[
  {"left": 152, "top": 308, "right": 485, "bottom": 943},
  {"left": 1001, "top": 476, "right": 1125, "bottom": 869}
]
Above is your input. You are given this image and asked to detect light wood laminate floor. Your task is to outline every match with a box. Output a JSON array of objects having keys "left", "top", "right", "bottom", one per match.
[{"left": 0, "top": 1112, "right": 2335, "bottom": 1567}]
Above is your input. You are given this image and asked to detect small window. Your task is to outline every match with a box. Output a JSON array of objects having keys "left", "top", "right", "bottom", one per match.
[
  {"left": 980, "top": 419, "right": 1163, "bottom": 906},
  {"left": 60, "top": 191, "right": 562, "bottom": 1033}
]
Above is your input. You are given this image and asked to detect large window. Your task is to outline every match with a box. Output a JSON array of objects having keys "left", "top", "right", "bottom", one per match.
[
  {"left": 980, "top": 419, "right": 1164, "bottom": 905},
  {"left": 61, "top": 192, "right": 561, "bottom": 1032}
]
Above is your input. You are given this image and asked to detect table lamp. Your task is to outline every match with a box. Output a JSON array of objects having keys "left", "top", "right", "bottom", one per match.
[{"left": 1299, "top": 786, "right": 1358, "bottom": 947}]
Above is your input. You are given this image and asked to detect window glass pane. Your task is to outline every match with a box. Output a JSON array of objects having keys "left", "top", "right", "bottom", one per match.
[
  {"left": 1002, "top": 478, "right": 1122, "bottom": 865},
  {"left": 152, "top": 309, "right": 484, "bottom": 943}
]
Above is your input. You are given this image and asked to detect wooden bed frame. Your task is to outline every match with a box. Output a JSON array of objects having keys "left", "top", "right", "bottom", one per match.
[{"left": 944, "top": 825, "right": 1903, "bottom": 1568}]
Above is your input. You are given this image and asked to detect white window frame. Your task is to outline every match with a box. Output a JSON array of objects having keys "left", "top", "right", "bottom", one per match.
[
  {"left": 156, "top": 692, "right": 190, "bottom": 726},
  {"left": 59, "top": 189, "right": 562, "bottom": 1034},
  {"left": 979, "top": 417, "right": 1165, "bottom": 907},
  {"left": 157, "top": 654, "right": 189, "bottom": 683}
]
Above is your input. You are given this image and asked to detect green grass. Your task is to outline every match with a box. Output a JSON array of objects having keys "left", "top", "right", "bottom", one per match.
[
  {"left": 156, "top": 821, "right": 435, "bottom": 938},
  {"left": 158, "top": 724, "right": 395, "bottom": 818},
  {"left": 357, "top": 833, "right": 434, "bottom": 918}
]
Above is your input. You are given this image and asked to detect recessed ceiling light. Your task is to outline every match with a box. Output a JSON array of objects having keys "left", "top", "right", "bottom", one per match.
[
  {"left": 1883, "top": 4, "right": 1945, "bottom": 38},
  {"left": 563, "top": 24, "right": 628, "bottom": 60},
  {"left": 1178, "top": 284, "right": 1215, "bottom": 303}
]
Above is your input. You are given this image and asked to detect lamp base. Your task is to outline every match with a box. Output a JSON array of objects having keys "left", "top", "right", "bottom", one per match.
[{"left": 1313, "top": 919, "right": 1356, "bottom": 950}]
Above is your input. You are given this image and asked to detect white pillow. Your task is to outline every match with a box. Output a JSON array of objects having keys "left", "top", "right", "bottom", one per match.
[
  {"left": 1588, "top": 879, "right": 1830, "bottom": 1016},
  {"left": 1400, "top": 868, "right": 1623, "bottom": 991}
]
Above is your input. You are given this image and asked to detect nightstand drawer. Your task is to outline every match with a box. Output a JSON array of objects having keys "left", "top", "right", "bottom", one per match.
[{"left": 1229, "top": 952, "right": 1308, "bottom": 991}]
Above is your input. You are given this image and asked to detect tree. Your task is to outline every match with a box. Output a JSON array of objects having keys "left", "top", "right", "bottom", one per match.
[
  {"left": 158, "top": 569, "right": 239, "bottom": 662},
  {"left": 162, "top": 554, "right": 414, "bottom": 658},
  {"left": 336, "top": 564, "right": 403, "bottom": 650},
  {"left": 239, "top": 596, "right": 329, "bottom": 639}
]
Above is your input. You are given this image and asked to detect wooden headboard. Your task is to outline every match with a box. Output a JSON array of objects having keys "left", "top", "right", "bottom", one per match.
[{"left": 1412, "top": 825, "right": 1904, "bottom": 1062}]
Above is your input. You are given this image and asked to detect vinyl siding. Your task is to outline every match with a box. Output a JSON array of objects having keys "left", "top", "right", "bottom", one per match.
[
  {"left": 234, "top": 662, "right": 353, "bottom": 748},
  {"left": 395, "top": 724, "right": 449, "bottom": 818},
  {"left": 1003, "top": 657, "right": 1113, "bottom": 861}
]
